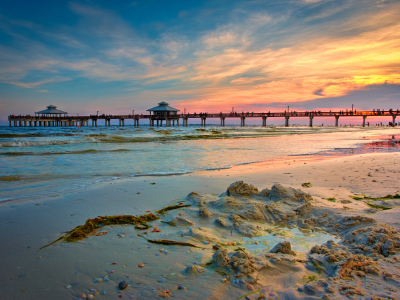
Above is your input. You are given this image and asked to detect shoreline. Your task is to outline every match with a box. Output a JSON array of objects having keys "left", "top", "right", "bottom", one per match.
[{"left": 1, "top": 132, "right": 400, "bottom": 205}]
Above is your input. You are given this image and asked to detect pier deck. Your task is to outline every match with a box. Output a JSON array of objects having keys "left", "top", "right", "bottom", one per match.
[{"left": 8, "top": 110, "right": 399, "bottom": 127}]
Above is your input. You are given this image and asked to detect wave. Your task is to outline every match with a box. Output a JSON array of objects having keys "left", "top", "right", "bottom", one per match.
[
  {"left": 0, "top": 140, "right": 80, "bottom": 148},
  {"left": 0, "top": 149, "right": 133, "bottom": 156},
  {"left": 0, "top": 133, "right": 77, "bottom": 138}
]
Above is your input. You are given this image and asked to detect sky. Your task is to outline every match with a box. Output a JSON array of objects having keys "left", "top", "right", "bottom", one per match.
[{"left": 0, "top": 0, "right": 400, "bottom": 124}]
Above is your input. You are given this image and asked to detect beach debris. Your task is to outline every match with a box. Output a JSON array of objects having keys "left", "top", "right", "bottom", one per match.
[
  {"left": 65, "top": 284, "right": 72, "bottom": 289},
  {"left": 151, "top": 227, "right": 161, "bottom": 232},
  {"left": 158, "top": 289, "right": 171, "bottom": 298},
  {"left": 177, "top": 285, "right": 185, "bottom": 289},
  {"left": 138, "top": 234, "right": 203, "bottom": 248},
  {"left": 118, "top": 234, "right": 125, "bottom": 238},
  {"left": 301, "top": 182, "right": 312, "bottom": 188},
  {"left": 227, "top": 181, "right": 260, "bottom": 196},
  {"left": 93, "top": 278, "right": 103, "bottom": 283},
  {"left": 159, "top": 278, "right": 166, "bottom": 283},
  {"left": 199, "top": 207, "right": 213, "bottom": 217},
  {"left": 112, "top": 262, "right": 118, "bottom": 265},
  {"left": 138, "top": 263, "right": 145, "bottom": 268},
  {"left": 87, "top": 294, "right": 94, "bottom": 299},
  {"left": 159, "top": 248, "right": 165, "bottom": 252},
  {"left": 269, "top": 241, "right": 296, "bottom": 256},
  {"left": 108, "top": 270, "right": 114, "bottom": 274},
  {"left": 203, "top": 241, "right": 210, "bottom": 245},
  {"left": 78, "top": 293, "right": 87, "bottom": 299},
  {"left": 156, "top": 204, "right": 191, "bottom": 215},
  {"left": 118, "top": 281, "right": 128, "bottom": 290},
  {"left": 247, "top": 284, "right": 255, "bottom": 290}
]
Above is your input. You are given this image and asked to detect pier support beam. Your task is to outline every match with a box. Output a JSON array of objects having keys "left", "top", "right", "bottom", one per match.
[
  {"left": 309, "top": 116, "right": 314, "bottom": 127},
  {"left": 392, "top": 115, "right": 396, "bottom": 127},
  {"left": 9, "top": 121, "right": 11, "bottom": 127},
  {"left": 134, "top": 119, "right": 139, "bottom": 127},
  {"left": 335, "top": 116, "right": 339, "bottom": 127},
  {"left": 262, "top": 117, "right": 267, "bottom": 127},
  {"left": 201, "top": 117, "right": 207, "bottom": 127},
  {"left": 177, "top": 119, "right": 179, "bottom": 126},
  {"left": 362, "top": 115, "right": 367, "bottom": 127},
  {"left": 183, "top": 118, "right": 188, "bottom": 126},
  {"left": 241, "top": 117, "right": 245, "bottom": 127},
  {"left": 285, "top": 116, "right": 290, "bottom": 127},
  {"left": 220, "top": 117, "right": 225, "bottom": 127}
]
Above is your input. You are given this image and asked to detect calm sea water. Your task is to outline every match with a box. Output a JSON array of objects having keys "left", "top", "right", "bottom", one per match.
[{"left": 0, "top": 125, "right": 399, "bottom": 202}]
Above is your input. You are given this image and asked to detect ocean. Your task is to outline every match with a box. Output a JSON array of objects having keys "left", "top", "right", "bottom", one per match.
[{"left": 0, "top": 125, "right": 399, "bottom": 202}]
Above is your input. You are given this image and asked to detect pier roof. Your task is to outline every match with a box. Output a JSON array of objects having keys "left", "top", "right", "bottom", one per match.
[
  {"left": 146, "top": 102, "right": 179, "bottom": 112},
  {"left": 36, "top": 105, "right": 68, "bottom": 115}
]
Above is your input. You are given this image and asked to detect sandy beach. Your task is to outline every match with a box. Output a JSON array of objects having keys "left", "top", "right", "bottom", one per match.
[{"left": 1, "top": 150, "right": 399, "bottom": 300}]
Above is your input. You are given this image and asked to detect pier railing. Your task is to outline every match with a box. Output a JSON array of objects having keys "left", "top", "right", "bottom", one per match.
[{"left": 8, "top": 110, "right": 399, "bottom": 127}]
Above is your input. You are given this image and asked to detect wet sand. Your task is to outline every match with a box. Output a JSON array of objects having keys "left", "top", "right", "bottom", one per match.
[{"left": 1, "top": 152, "right": 400, "bottom": 299}]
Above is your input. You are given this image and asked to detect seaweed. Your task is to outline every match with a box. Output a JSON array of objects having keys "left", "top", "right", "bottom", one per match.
[
  {"left": 302, "top": 182, "right": 312, "bottom": 188},
  {"left": 39, "top": 213, "right": 159, "bottom": 250},
  {"left": 137, "top": 234, "right": 203, "bottom": 248},
  {"left": 325, "top": 197, "right": 336, "bottom": 202},
  {"left": 156, "top": 204, "right": 191, "bottom": 215},
  {"left": 366, "top": 202, "right": 392, "bottom": 210}
]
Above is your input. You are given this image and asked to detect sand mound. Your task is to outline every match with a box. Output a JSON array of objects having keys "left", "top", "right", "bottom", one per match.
[
  {"left": 183, "top": 265, "right": 206, "bottom": 275},
  {"left": 189, "top": 227, "right": 218, "bottom": 241},
  {"left": 236, "top": 223, "right": 263, "bottom": 237},
  {"left": 267, "top": 183, "right": 312, "bottom": 203},
  {"left": 270, "top": 241, "right": 296, "bottom": 256},
  {"left": 187, "top": 192, "right": 207, "bottom": 206},
  {"left": 212, "top": 249, "right": 259, "bottom": 281},
  {"left": 215, "top": 216, "right": 228, "bottom": 227},
  {"left": 168, "top": 216, "right": 194, "bottom": 226},
  {"left": 343, "top": 224, "right": 400, "bottom": 257},
  {"left": 199, "top": 206, "right": 213, "bottom": 217},
  {"left": 227, "top": 181, "right": 259, "bottom": 196}
]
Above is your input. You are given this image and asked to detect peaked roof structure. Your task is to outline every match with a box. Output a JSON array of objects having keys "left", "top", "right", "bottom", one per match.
[
  {"left": 36, "top": 105, "right": 68, "bottom": 115},
  {"left": 146, "top": 102, "right": 180, "bottom": 112}
]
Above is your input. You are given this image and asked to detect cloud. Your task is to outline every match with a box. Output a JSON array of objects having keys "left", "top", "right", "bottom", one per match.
[
  {"left": 6, "top": 77, "right": 71, "bottom": 88},
  {"left": 230, "top": 77, "right": 265, "bottom": 84}
]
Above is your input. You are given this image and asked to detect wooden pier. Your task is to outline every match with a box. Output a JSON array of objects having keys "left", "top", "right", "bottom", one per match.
[{"left": 8, "top": 110, "right": 399, "bottom": 127}]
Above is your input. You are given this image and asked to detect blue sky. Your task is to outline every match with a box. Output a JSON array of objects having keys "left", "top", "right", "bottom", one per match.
[{"left": 0, "top": 0, "right": 399, "bottom": 124}]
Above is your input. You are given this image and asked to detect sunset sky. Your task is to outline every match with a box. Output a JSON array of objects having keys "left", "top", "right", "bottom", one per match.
[{"left": 0, "top": 0, "right": 400, "bottom": 124}]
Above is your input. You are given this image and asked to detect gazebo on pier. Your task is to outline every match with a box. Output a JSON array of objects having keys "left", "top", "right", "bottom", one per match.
[
  {"left": 146, "top": 101, "right": 180, "bottom": 126},
  {"left": 35, "top": 105, "right": 68, "bottom": 117},
  {"left": 146, "top": 101, "right": 179, "bottom": 117}
]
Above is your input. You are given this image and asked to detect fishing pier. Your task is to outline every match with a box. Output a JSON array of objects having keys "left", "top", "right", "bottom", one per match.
[{"left": 8, "top": 103, "right": 399, "bottom": 127}]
